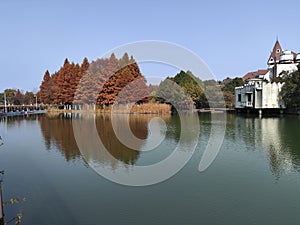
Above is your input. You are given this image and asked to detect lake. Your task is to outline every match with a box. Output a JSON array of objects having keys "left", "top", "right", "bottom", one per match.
[{"left": 0, "top": 113, "right": 300, "bottom": 225}]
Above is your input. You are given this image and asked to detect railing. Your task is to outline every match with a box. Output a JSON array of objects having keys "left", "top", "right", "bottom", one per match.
[
  {"left": 240, "top": 102, "right": 253, "bottom": 107},
  {"left": 246, "top": 102, "right": 253, "bottom": 107}
]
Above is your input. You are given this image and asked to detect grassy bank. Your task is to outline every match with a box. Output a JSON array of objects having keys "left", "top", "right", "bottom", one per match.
[{"left": 46, "top": 103, "right": 171, "bottom": 115}]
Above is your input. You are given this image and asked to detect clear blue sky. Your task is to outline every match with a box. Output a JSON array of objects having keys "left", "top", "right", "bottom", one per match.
[{"left": 1, "top": 0, "right": 300, "bottom": 92}]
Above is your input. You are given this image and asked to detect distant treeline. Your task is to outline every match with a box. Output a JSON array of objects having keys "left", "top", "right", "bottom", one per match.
[
  {"left": 156, "top": 71, "right": 244, "bottom": 109},
  {"left": 0, "top": 53, "right": 245, "bottom": 109},
  {"left": 0, "top": 89, "right": 36, "bottom": 105}
]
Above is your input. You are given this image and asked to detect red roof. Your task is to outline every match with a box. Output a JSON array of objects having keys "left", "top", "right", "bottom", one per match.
[
  {"left": 257, "top": 69, "right": 269, "bottom": 75},
  {"left": 242, "top": 72, "right": 257, "bottom": 81},
  {"left": 268, "top": 40, "right": 283, "bottom": 64},
  {"left": 242, "top": 69, "right": 269, "bottom": 81}
]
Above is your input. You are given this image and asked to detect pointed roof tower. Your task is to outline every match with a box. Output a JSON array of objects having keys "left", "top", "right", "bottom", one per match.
[{"left": 268, "top": 39, "right": 283, "bottom": 65}]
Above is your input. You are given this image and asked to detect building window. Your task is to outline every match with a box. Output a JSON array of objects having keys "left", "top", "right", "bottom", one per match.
[
  {"left": 238, "top": 94, "right": 241, "bottom": 102},
  {"left": 276, "top": 49, "right": 280, "bottom": 53},
  {"left": 247, "top": 93, "right": 251, "bottom": 102}
]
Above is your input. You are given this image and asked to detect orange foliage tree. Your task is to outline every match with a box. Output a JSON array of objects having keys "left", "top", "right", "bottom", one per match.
[{"left": 38, "top": 54, "right": 149, "bottom": 107}]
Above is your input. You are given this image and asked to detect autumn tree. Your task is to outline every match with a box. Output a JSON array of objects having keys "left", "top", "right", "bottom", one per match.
[
  {"left": 37, "top": 53, "right": 149, "bottom": 108},
  {"left": 39, "top": 57, "right": 90, "bottom": 105},
  {"left": 74, "top": 53, "right": 148, "bottom": 107},
  {"left": 39, "top": 70, "right": 52, "bottom": 104},
  {"left": 113, "top": 65, "right": 149, "bottom": 105},
  {"left": 81, "top": 57, "right": 90, "bottom": 72},
  {"left": 14, "top": 89, "right": 24, "bottom": 105}
]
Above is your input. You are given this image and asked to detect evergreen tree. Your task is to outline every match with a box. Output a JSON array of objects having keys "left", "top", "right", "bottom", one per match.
[
  {"left": 39, "top": 70, "right": 52, "bottom": 104},
  {"left": 81, "top": 57, "right": 90, "bottom": 72},
  {"left": 157, "top": 70, "right": 204, "bottom": 109}
]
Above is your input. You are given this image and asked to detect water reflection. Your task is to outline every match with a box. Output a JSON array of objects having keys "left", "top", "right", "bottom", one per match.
[
  {"left": 39, "top": 114, "right": 81, "bottom": 161},
  {"left": 23, "top": 113, "right": 300, "bottom": 178},
  {"left": 77, "top": 114, "right": 146, "bottom": 167},
  {"left": 39, "top": 113, "right": 172, "bottom": 167},
  {"left": 232, "top": 115, "right": 300, "bottom": 177}
]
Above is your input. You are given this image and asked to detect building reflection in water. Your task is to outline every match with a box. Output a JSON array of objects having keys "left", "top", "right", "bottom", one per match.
[{"left": 233, "top": 115, "right": 300, "bottom": 177}]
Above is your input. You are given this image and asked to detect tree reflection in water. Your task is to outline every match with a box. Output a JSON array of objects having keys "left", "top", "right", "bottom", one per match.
[
  {"left": 39, "top": 113, "right": 171, "bottom": 168},
  {"left": 39, "top": 113, "right": 300, "bottom": 178}
]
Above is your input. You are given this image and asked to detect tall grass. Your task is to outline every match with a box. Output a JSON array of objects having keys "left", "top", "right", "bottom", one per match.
[
  {"left": 46, "top": 103, "right": 171, "bottom": 114},
  {"left": 112, "top": 103, "right": 171, "bottom": 114}
]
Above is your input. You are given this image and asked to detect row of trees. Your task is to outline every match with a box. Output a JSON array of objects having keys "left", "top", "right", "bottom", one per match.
[
  {"left": 38, "top": 57, "right": 89, "bottom": 104},
  {"left": 1, "top": 58, "right": 244, "bottom": 110},
  {"left": 155, "top": 70, "right": 244, "bottom": 109},
  {"left": 0, "top": 89, "right": 36, "bottom": 106},
  {"left": 38, "top": 53, "right": 149, "bottom": 106},
  {"left": 38, "top": 56, "right": 245, "bottom": 109},
  {"left": 3, "top": 54, "right": 300, "bottom": 111}
]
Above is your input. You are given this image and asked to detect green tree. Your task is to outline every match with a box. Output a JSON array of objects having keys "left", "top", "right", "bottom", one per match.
[
  {"left": 0, "top": 93, "right": 4, "bottom": 105},
  {"left": 221, "top": 77, "right": 244, "bottom": 108},
  {"left": 221, "top": 77, "right": 244, "bottom": 93},
  {"left": 24, "top": 91, "right": 35, "bottom": 105},
  {"left": 4, "top": 89, "right": 15, "bottom": 105},
  {"left": 173, "top": 71, "right": 204, "bottom": 107},
  {"left": 156, "top": 78, "right": 194, "bottom": 111},
  {"left": 160, "top": 70, "right": 205, "bottom": 108},
  {"left": 281, "top": 65, "right": 300, "bottom": 108}
]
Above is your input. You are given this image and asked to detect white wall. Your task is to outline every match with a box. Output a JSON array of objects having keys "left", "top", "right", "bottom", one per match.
[
  {"left": 262, "top": 82, "right": 285, "bottom": 108},
  {"left": 235, "top": 81, "right": 285, "bottom": 109},
  {"left": 277, "top": 63, "right": 298, "bottom": 77}
]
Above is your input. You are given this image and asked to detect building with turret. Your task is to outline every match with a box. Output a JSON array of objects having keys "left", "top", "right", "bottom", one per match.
[
  {"left": 235, "top": 40, "right": 300, "bottom": 112},
  {"left": 267, "top": 40, "right": 300, "bottom": 78}
]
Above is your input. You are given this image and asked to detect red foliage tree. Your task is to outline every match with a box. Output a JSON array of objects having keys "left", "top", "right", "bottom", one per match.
[
  {"left": 14, "top": 89, "right": 24, "bottom": 105},
  {"left": 39, "top": 70, "right": 52, "bottom": 104},
  {"left": 39, "top": 54, "right": 149, "bottom": 107}
]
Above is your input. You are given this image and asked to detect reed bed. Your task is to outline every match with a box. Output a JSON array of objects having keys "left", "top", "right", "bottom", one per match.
[{"left": 46, "top": 103, "right": 171, "bottom": 115}]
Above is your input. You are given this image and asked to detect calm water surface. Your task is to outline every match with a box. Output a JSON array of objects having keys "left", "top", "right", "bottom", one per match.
[{"left": 0, "top": 113, "right": 300, "bottom": 225}]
